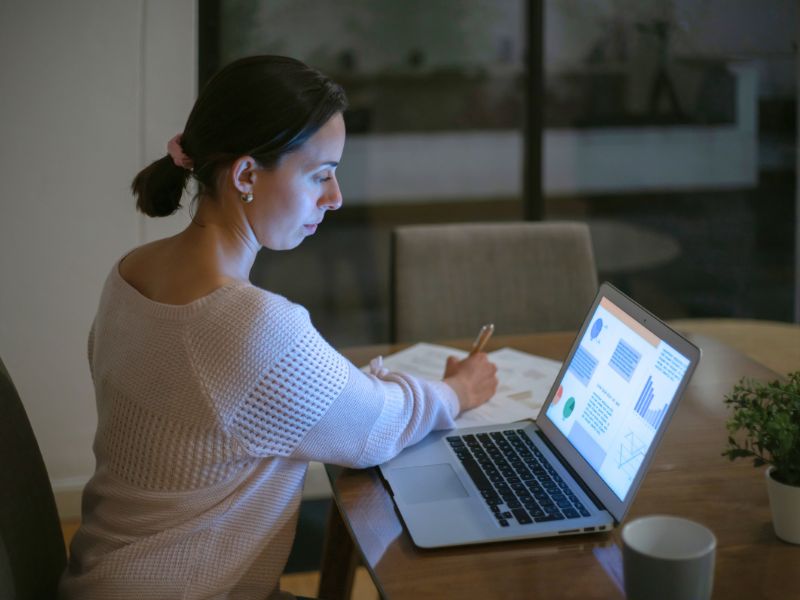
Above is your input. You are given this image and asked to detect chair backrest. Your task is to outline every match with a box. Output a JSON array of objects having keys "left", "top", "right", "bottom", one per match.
[
  {"left": 391, "top": 221, "right": 598, "bottom": 342},
  {"left": 0, "top": 356, "right": 67, "bottom": 600}
]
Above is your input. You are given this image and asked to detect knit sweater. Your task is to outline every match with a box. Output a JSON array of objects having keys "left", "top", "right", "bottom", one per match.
[{"left": 59, "top": 262, "right": 459, "bottom": 599}]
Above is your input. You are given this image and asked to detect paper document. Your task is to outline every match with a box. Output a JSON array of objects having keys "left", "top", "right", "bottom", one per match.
[{"left": 366, "top": 343, "right": 562, "bottom": 428}]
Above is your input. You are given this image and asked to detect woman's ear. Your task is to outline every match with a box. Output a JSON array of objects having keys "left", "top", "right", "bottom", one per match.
[{"left": 231, "top": 156, "right": 258, "bottom": 194}]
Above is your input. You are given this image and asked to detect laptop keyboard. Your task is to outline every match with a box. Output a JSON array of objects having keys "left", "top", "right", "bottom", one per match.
[{"left": 446, "top": 429, "right": 591, "bottom": 528}]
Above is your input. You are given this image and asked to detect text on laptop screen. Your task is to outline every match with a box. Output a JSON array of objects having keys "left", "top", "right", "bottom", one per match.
[{"left": 545, "top": 297, "right": 691, "bottom": 501}]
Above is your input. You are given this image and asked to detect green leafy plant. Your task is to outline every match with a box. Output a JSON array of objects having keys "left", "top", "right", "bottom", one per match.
[{"left": 722, "top": 371, "right": 800, "bottom": 487}]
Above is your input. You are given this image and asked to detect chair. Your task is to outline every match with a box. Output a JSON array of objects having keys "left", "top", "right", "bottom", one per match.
[
  {"left": 0, "top": 356, "right": 67, "bottom": 599},
  {"left": 390, "top": 221, "right": 598, "bottom": 342}
]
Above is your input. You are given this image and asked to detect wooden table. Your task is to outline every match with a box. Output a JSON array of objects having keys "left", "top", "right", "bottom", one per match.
[{"left": 318, "top": 332, "right": 799, "bottom": 600}]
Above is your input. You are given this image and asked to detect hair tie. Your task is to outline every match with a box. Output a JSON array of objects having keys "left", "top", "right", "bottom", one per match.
[{"left": 167, "top": 133, "right": 194, "bottom": 171}]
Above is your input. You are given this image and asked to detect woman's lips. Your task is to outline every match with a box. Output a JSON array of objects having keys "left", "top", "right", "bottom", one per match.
[{"left": 304, "top": 223, "right": 318, "bottom": 234}]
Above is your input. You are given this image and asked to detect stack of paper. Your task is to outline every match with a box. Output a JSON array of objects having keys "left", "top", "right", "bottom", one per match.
[{"left": 367, "top": 343, "right": 562, "bottom": 429}]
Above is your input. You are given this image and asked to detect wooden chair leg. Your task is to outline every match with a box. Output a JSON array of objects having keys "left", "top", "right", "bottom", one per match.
[{"left": 318, "top": 501, "right": 358, "bottom": 600}]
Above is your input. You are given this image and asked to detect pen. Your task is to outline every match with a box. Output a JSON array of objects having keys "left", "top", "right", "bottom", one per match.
[{"left": 469, "top": 323, "right": 495, "bottom": 356}]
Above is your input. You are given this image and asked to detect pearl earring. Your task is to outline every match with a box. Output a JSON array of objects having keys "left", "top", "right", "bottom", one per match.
[{"left": 241, "top": 191, "right": 254, "bottom": 204}]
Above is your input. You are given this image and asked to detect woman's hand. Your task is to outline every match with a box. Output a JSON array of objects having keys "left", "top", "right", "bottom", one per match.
[{"left": 443, "top": 352, "right": 499, "bottom": 413}]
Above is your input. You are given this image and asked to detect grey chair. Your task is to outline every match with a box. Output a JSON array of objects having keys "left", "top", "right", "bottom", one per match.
[
  {"left": 0, "top": 356, "right": 67, "bottom": 599},
  {"left": 390, "top": 221, "right": 598, "bottom": 342}
]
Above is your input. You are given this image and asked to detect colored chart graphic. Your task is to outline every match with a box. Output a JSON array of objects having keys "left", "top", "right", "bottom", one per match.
[
  {"left": 553, "top": 384, "right": 564, "bottom": 405},
  {"left": 617, "top": 431, "right": 646, "bottom": 479},
  {"left": 634, "top": 376, "right": 667, "bottom": 429},
  {"left": 609, "top": 339, "right": 641, "bottom": 382},
  {"left": 563, "top": 396, "right": 576, "bottom": 419},
  {"left": 590, "top": 318, "right": 603, "bottom": 340},
  {"left": 569, "top": 346, "right": 599, "bottom": 387}
]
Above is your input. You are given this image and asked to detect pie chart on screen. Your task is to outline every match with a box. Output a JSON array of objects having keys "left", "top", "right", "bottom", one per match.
[
  {"left": 563, "top": 397, "right": 576, "bottom": 419},
  {"left": 591, "top": 318, "right": 603, "bottom": 340},
  {"left": 553, "top": 384, "right": 564, "bottom": 405}
]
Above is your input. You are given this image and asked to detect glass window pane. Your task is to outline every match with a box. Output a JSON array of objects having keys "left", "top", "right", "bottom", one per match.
[{"left": 544, "top": 0, "right": 797, "bottom": 323}]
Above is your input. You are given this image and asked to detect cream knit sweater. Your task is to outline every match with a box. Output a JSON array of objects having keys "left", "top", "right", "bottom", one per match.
[{"left": 59, "top": 263, "right": 459, "bottom": 599}]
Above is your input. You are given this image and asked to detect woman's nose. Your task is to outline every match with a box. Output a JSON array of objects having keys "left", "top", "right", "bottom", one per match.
[{"left": 320, "top": 177, "right": 343, "bottom": 211}]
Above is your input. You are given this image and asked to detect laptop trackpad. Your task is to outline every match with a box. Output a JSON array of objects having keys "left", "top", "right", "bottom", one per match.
[{"left": 389, "top": 463, "right": 469, "bottom": 505}]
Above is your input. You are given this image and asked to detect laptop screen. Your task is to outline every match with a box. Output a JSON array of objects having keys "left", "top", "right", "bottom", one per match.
[{"left": 544, "top": 296, "right": 692, "bottom": 501}]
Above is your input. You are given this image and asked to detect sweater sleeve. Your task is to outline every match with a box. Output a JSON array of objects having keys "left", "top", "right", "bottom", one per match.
[
  {"left": 187, "top": 287, "right": 459, "bottom": 467},
  {"left": 291, "top": 360, "right": 460, "bottom": 467},
  {"left": 197, "top": 289, "right": 460, "bottom": 467},
  {"left": 229, "top": 324, "right": 459, "bottom": 467}
]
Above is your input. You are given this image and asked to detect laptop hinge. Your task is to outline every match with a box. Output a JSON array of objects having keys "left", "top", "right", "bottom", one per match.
[{"left": 534, "top": 430, "right": 610, "bottom": 519}]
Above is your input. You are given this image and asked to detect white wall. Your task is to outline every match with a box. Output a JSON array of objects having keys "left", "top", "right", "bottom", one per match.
[{"left": 0, "top": 1, "right": 195, "bottom": 517}]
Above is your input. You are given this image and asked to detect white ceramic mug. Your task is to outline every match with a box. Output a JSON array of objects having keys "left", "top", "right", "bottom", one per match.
[{"left": 622, "top": 515, "right": 716, "bottom": 600}]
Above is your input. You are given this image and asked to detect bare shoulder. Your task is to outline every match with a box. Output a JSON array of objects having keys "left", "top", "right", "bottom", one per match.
[
  {"left": 118, "top": 238, "right": 231, "bottom": 305},
  {"left": 119, "top": 238, "right": 166, "bottom": 271},
  {"left": 117, "top": 239, "right": 166, "bottom": 285},
  {"left": 118, "top": 236, "right": 168, "bottom": 273}
]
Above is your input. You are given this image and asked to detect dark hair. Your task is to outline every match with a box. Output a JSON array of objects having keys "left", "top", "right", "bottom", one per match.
[{"left": 132, "top": 55, "right": 348, "bottom": 217}]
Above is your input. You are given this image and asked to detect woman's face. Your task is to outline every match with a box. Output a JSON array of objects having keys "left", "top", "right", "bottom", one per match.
[{"left": 247, "top": 112, "right": 346, "bottom": 251}]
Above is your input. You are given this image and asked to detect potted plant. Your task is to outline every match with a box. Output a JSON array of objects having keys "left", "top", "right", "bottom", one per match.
[{"left": 722, "top": 371, "right": 800, "bottom": 544}]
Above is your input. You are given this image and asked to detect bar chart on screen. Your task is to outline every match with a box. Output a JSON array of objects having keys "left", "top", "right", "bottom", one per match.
[{"left": 634, "top": 376, "right": 667, "bottom": 429}]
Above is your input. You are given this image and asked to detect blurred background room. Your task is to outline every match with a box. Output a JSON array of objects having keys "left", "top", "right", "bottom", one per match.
[{"left": 204, "top": 0, "right": 797, "bottom": 345}]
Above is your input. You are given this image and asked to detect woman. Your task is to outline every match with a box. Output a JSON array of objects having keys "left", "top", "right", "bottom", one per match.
[{"left": 59, "top": 55, "right": 497, "bottom": 599}]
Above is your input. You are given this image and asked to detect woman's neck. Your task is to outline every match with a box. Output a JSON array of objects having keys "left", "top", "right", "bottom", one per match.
[
  {"left": 181, "top": 194, "right": 260, "bottom": 283},
  {"left": 178, "top": 221, "right": 256, "bottom": 283}
]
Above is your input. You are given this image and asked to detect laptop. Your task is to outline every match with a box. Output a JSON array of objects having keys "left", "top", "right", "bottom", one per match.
[{"left": 378, "top": 282, "right": 701, "bottom": 548}]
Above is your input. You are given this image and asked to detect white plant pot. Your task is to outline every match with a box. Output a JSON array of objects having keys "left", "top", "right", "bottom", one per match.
[{"left": 765, "top": 466, "right": 800, "bottom": 544}]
